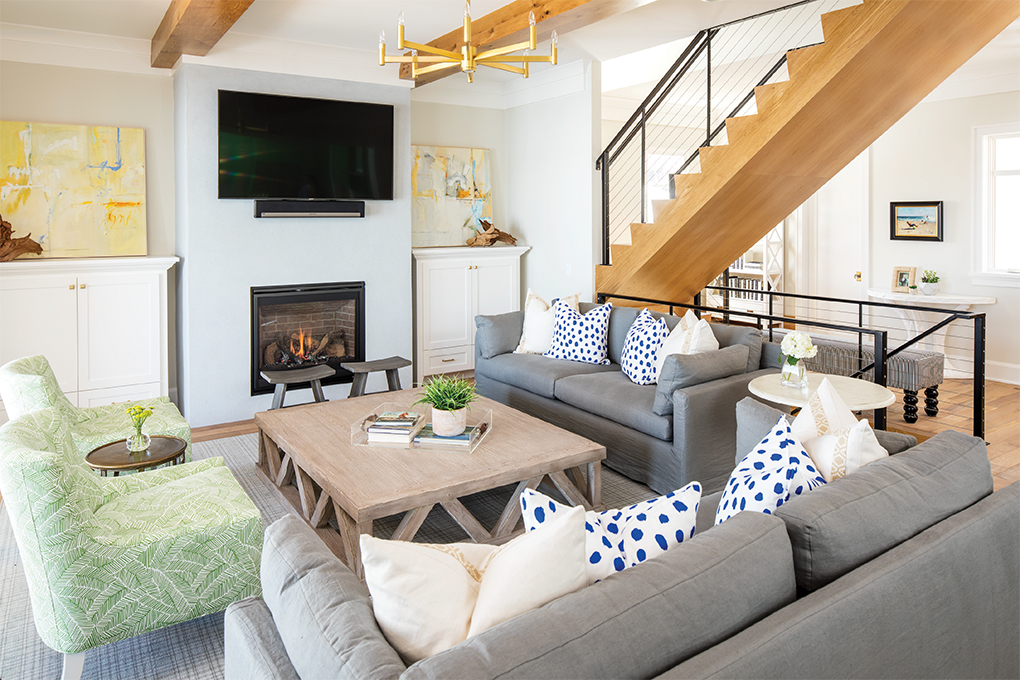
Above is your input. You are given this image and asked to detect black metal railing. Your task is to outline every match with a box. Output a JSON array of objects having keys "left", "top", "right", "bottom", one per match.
[
  {"left": 596, "top": 0, "right": 847, "bottom": 265},
  {"left": 597, "top": 287, "right": 988, "bottom": 439}
]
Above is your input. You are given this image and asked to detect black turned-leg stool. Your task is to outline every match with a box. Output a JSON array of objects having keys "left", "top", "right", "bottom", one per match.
[
  {"left": 261, "top": 364, "right": 336, "bottom": 410},
  {"left": 340, "top": 356, "right": 412, "bottom": 397}
]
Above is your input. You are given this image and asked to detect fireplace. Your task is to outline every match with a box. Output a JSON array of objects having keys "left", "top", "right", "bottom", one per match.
[{"left": 250, "top": 282, "right": 365, "bottom": 396}]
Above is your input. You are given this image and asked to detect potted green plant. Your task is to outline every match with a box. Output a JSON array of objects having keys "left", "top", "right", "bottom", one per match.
[
  {"left": 909, "top": 284, "right": 918, "bottom": 294},
  {"left": 920, "top": 270, "right": 940, "bottom": 295},
  {"left": 414, "top": 375, "right": 478, "bottom": 437}
]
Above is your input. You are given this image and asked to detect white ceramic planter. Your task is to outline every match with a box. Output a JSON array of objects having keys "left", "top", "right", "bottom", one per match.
[
  {"left": 919, "top": 282, "right": 940, "bottom": 295},
  {"left": 432, "top": 407, "right": 467, "bottom": 437}
]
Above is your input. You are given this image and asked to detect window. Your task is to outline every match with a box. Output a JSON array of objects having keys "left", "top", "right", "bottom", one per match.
[{"left": 973, "top": 122, "right": 1020, "bottom": 287}]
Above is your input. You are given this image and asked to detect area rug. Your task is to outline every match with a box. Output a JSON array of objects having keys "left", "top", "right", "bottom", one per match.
[{"left": 0, "top": 433, "right": 657, "bottom": 679}]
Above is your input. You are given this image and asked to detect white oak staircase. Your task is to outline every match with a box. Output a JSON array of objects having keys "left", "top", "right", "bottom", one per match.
[{"left": 595, "top": 0, "right": 1020, "bottom": 304}]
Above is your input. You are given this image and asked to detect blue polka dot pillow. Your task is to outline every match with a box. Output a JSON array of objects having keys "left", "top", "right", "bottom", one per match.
[
  {"left": 543, "top": 301, "right": 613, "bottom": 365},
  {"left": 620, "top": 309, "right": 669, "bottom": 385},
  {"left": 715, "top": 416, "right": 826, "bottom": 525},
  {"left": 520, "top": 482, "right": 701, "bottom": 586}
]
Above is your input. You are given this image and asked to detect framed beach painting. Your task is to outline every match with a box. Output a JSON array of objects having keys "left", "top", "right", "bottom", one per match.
[{"left": 890, "top": 201, "right": 943, "bottom": 242}]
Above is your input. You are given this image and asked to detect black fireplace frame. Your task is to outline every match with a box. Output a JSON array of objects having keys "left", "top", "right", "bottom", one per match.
[{"left": 250, "top": 281, "right": 366, "bottom": 397}]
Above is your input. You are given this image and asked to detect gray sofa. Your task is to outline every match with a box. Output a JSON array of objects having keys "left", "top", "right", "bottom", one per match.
[
  {"left": 472, "top": 304, "right": 777, "bottom": 495},
  {"left": 223, "top": 409, "right": 1019, "bottom": 680}
]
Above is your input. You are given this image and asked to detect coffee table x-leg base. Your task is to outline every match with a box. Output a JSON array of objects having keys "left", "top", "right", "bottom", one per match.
[{"left": 257, "top": 430, "right": 601, "bottom": 579}]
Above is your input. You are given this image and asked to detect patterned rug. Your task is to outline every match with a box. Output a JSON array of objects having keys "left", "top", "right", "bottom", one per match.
[{"left": 0, "top": 433, "right": 656, "bottom": 679}]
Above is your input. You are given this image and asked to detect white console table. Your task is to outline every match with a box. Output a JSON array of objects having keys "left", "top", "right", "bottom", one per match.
[{"left": 867, "top": 288, "right": 996, "bottom": 379}]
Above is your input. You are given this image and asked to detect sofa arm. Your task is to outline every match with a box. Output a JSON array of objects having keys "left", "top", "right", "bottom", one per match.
[
  {"left": 672, "top": 368, "right": 778, "bottom": 494},
  {"left": 225, "top": 597, "right": 301, "bottom": 680}
]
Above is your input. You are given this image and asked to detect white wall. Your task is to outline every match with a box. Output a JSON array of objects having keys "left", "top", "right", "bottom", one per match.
[
  {"left": 506, "top": 60, "right": 602, "bottom": 302},
  {"left": 174, "top": 64, "right": 413, "bottom": 426},
  {"left": 871, "top": 90, "right": 1020, "bottom": 383},
  {"left": 0, "top": 60, "right": 180, "bottom": 389},
  {"left": 409, "top": 102, "right": 507, "bottom": 235}
]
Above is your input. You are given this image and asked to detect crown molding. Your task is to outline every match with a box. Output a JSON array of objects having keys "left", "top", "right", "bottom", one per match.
[{"left": 0, "top": 23, "right": 165, "bottom": 76}]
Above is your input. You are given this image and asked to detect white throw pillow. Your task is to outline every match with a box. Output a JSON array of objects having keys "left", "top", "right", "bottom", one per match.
[
  {"left": 544, "top": 301, "right": 613, "bottom": 365},
  {"left": 514, "top": 289, "right": 581, "bottom": 354},
  {"left": 620, "top": 309, "right": 669, "bottom": 385},
  {"left": 360, "top": 505, "right": 586, "bottom": 663},
  {"left": 715, "top": 416, "right": 826, "bottom": 525},
  {"left": 654, "top": 310, "right": 719, "bottom": 376},
  {"left": 792, "top": 377, "right": 889, "bottom": 481},
  {"left": 520, "top": 483, "right": 701, "bottom": 585}
]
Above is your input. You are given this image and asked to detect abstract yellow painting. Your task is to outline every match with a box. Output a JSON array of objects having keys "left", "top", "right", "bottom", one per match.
[
  {"left": 0, "top": 121, "right": 147, "bottom": 258},
  {"left": 411, "top": 145, "right": 492, "bottom": 247}
]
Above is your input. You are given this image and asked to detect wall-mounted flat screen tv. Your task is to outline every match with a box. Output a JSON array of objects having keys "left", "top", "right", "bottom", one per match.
[{"left": 218, "top": 90, "right": 394, "bottom": 200}]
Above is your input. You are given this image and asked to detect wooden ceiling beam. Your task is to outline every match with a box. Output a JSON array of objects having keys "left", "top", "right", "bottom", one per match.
[
  {"left": 398, "top": 0, "right": 648, "bottom": 86},
  {"left": 151, "top": 0, "right": 255, "bottom": 69}
]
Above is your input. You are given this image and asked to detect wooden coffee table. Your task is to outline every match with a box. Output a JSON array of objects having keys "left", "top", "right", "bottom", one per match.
[
  {"left": 255, "top": 390, "right": 606, "bottom": 578},
  {"left": 85, "top": 435, "right": 188, "bottom": 477}
]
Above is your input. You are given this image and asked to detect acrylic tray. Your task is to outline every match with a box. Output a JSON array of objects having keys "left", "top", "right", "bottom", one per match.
[{"left": 350, "top": 402, "right": 493, "bottom": 454}]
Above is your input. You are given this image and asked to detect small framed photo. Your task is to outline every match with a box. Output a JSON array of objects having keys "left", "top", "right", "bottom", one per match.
[
  {"left": 892, "top": 266, "right": 916, "bottom": 292},
  {"left": 890, "top": 201, "right": 943, "bottom": 241}
]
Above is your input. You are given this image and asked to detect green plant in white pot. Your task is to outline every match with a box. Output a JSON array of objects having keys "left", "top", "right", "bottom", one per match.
[
  {"left": 920, "top": 270, "right": 940, "bottom": 295},
  {"left": 414, "top": 375, "right": 478, "bottom": 437}
]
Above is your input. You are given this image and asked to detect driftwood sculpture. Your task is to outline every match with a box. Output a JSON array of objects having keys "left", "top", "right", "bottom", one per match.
[
  {"left": 0, "top": 214, "right": 43, "bottom": 262},
  {"left": 466, "top": 221, "right": 517, "bottom": 247}
]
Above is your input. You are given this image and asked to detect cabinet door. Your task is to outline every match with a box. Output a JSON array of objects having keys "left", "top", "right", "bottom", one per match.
[
  {"left": 77, "top": 271, "right": 161, "bottom": 391},
  {"left": 0, "top": 273, "right": 79, "bottom": 394},
  {"left": 419, "top": 258, "right": 474, "bottom": 351},
  {"left": 474, "top": 256, "right": 520, "bottom": 316}
]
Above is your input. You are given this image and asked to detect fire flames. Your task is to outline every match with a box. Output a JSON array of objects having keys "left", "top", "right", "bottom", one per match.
[{"left": 290, "top": 328, "right": 309, "bottom": 359}]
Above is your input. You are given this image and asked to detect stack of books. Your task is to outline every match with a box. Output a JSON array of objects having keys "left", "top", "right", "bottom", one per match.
[
  {"left": 365, "top": 411, "right": 425, "bottom": 445},
  {"left": 413, "top": 422, "right": 488, "bottom": 449}
]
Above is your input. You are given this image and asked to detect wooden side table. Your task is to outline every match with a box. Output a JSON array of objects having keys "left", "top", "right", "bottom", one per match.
[{"left": 85, "top": 435, "right": 188, "bottom": 477}]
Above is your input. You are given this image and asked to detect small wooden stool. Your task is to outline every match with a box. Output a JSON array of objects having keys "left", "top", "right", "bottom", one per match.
[
  {"left": 340, "top": 356, "right": 412, "bottom": 398},
  {"left": 261, "top": 364, "right": 336, "bottom": 410}
]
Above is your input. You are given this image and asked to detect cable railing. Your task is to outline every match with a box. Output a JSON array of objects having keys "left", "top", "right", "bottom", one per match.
[
  {"left": 597, "top": 287, "right": 988, "bottom": 440},
  {"left": 596, "top": 0, "right": 852, "bottom": 265}
]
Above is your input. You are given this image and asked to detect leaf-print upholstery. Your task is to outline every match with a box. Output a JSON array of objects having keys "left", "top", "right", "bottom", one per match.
[
  {"left": 0, "top": 406, "right": 262, "bottom": 655},
  {"left": 0, "top": 355, "right": 193, "bottom": 462}
]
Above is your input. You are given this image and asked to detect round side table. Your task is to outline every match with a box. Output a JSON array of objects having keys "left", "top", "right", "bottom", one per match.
[
  {"left": 85, "top": 435, "right": 188, "bottom": 477},
  {"left": 749, "top": 373, "right": 896, "bottom": 411}
]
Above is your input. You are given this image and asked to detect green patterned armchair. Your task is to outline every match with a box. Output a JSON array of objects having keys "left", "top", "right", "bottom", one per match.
[
  {"left": 0, "top": 355, "right": 192, "bottom": 462},
  {"left": 0, "top": 407, "right": 262, "bottom": 680}
]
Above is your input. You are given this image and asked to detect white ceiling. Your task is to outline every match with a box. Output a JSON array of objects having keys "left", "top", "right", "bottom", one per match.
[{"left": 0, "top": 0, "right": 1016, "bottom": 102}]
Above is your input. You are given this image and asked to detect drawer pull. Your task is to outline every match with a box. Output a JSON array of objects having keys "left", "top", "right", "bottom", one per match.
[
  {"left": 441, "top": 358, "right": 456, "bottom": 363},
  {"left": 69, "top": 284, "right": 75, "bottom": 290}
]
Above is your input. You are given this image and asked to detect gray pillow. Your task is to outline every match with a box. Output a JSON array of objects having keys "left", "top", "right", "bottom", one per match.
[
  {"left": 652, "top": 345, "right": 749, "bottom": 416},
  {"left": 260, "top": 515, "right": 406, "bottom": 679},
  {"left": 474, "top": 311, "right": 524, "bottom": 359},
  {"left": 709, "top": 324, "right": 763, "bottom": 373},
  {"left": 776, "top": 429, "right": 993, "bottom": 593}
]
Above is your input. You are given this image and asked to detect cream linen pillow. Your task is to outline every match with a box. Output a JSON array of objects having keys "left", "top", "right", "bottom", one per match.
[
  {"left": 515, "top": 289, "right": 581, "bottom": 354},
  {"left": 792, "top": 377, "right": 888, "bottom": 482},
  {"left": 653, "top": 309, "right": 720, "bottom": 376},
  {"left": 360, "top": 505, "right": 586, "bottom": 663}
]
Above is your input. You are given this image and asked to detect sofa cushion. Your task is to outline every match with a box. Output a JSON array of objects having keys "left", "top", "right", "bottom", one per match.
[
  {"left": 620, "top": 309, "right": 669, "bottom": 385},
  {"left": 260, "top": 514, "right": 405, "bottom": 680},
  {"left": 545, "top": 301, "right": 613, "bottom": 365},
  {"left": 581, "top": 302, "right": 640, "bottom": 366},
  {"left": 404, "top": 512, "right": 796, "bottom": 680},
  {"left": 475, "top": 353, "right": 617, "bottom": 400},
  {"left": 475, "top": 311, "right": 524, "bottom": 359},
  {"left": 555, "top": 371, "right": 672, "bottom": 441},
  {"left": 709, "top": 324, "right": 763, "bottom": 373},
  {"left": 775, "top": 429, "right": 993, "bottom": 593},
  {"left": 653, "top": 345, "right": 749, "bottom": 416},
  {"left": 515, "top": 290, "right": 580, "bottom": 355},
  {"left": 654, "top": 314, "right": 720, "bottom": 377}
]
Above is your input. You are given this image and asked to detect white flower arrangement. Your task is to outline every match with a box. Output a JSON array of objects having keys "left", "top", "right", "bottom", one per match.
[{"left": 780, "top": 331, "right": 818, "bottom": 364}]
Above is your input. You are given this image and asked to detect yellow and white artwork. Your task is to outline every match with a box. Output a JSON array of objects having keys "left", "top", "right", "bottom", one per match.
[
  {"left": 0, "top": 121, "right": 147, "bottom": 258},
  {"left": 412, "top": 146, "right": 492, "bottom": 247}
]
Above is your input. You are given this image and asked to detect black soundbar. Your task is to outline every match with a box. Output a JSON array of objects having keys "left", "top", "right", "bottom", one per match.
[{"left": 253, "top": 199, "right": 366, "bottom": 218}]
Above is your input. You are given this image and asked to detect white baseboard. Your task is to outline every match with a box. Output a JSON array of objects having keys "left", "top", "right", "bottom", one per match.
[{"left": 986, "top": 360, "right": 1020, "bottom": 386}]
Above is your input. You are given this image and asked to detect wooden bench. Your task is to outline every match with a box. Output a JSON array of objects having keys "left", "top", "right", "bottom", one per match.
[
  {"left": 261, "top": 364, "right": 335, "bottom": 410},
  {"left": 340, "top": 356, "right": 411, "bottom": 398}
]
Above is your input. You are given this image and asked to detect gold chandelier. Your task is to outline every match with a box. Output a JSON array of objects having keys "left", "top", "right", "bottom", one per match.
[{"left": 379, "top": 1, "right": 558, "bottom": 83}]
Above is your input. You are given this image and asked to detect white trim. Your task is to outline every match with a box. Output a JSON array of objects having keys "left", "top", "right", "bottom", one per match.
[
  {"left": 987, "top": 360, "right": 1020, "bottom": 386},
  {"left": 0, "top": 23, "right": 166, "bottom": 76},
  {"left": 0, "top": 256, "right": 179, "bottom": 275},
  {"left": 971, "top": 121, "right": 1020, "bottom": 288}
]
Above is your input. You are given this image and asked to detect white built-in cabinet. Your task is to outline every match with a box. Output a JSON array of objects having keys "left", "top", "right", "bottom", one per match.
[
  {"left": 412, "top": 246, "right": 529, "bottom": 384},
  {"left": 0, "top": 257, "right": 178, "bottom": 424}
]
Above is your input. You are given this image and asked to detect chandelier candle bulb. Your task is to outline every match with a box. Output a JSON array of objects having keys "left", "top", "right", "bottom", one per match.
[
  {"left": 529, "top": 11, "right": 537, "bottom": 50},
  {"left": 378, "top": 30, "right": 385, "bottom": 66},
  {"left": 397, "top": 12, "right": 404, "bottom": 49}
]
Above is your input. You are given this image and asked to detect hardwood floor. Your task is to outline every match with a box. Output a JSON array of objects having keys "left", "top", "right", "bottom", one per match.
[{"left": 190, "top": 379, "right": 1019, "bottom": 493}]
